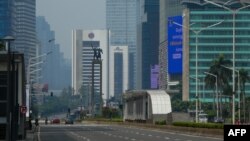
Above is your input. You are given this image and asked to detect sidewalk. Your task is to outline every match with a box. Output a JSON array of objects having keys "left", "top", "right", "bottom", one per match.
[
  {"left": 24, "top": 129, "right": 35, "bottom": 141},
  {"left": 23, "top": 125, "right": 38, "bottom": 141}
]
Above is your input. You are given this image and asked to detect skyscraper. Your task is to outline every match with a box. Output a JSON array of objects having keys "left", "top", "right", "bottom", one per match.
[
  {"left": 0, "top": 0, "right": 15, "bottom": 38},
  {"left": 159, "top": 0, "right": 183, "bottom": 90},
  {"left": 36, "top": 16, "right": 68, "bottom": 90},
  {"left": 181, "top": 0, "right": 250, "bottom": 101},
  {"left": 15, "top": 0, "right": 37, "bottom": 70},
  {"left": 72, "top": 29, "right": 110, "bottom": 105},
  {"left": 137, "top": 0, "right": 160, "bottom": 89},
  {"left": 106, "top": 0, "right": 139, "bottom": 90},
  {"left": 109, "top": 46, "right": 129, "bottom": 103}
]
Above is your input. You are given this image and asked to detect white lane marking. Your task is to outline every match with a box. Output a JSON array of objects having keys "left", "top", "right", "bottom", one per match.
[
  {"left": 114, "top": 125, "right": 223, "bottom": 140},
  {"left": 165, "top": 137, "right": 170, "bottom": 140},
  {"left": 38, "top": 126, "right": 41, "bottom": 141}
]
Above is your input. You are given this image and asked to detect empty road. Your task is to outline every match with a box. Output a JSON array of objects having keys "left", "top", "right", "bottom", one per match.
[{"left": 38, "top": 123, "right": 223, "bottom": 141}]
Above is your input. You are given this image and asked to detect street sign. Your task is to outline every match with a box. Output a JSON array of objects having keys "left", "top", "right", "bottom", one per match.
[{"left": 20, "top": 106, "right": 27, "bottom": 114}]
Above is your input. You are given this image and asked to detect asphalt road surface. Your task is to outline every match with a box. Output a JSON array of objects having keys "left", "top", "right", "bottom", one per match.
[{"left": 38, "top": 123, "right": 223, "bottom": 141}]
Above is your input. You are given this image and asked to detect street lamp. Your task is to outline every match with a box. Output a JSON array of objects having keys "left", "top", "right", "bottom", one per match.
[
  {"left": 172, "top": 20, "right": 223, "bottom": 119},
  {"left": 204, "top": 72, "right": 219, "bottom": 120},
  {"left": 26, "top": 51, "right": 52, "bottom": 118},
  {"left": 204, "top": 0, "right": 250, "bottom": 125},
  {"left": 189, "top": 76, "right": 200, "bottom": 123},
  {"left": 27, "top": 51, "right": 52, "bottom": 84},
  {"left": 221, "top": 64, "right": 241, "bottom": 122}
]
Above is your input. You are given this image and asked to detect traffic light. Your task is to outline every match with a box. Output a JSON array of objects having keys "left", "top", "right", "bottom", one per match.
[{"left": 50, "top": 92, "right": 53, "bottom": 97}]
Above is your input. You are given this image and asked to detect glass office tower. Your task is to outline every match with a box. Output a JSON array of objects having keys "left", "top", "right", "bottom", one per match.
[
  {"left": 181, "top": 0, "right": 250, "bottom": 101},
  {"left": 0, "top": 0, "right": 15, "bottom": 38},
  {"left": 139, "top": 0, "right": 160, "bottom": 89},
  {"left": 15, "top": 0, "right": 36, "bottom": 66},
  {"left": 106, "top": 0, "right": 139, "bottom": 90}
]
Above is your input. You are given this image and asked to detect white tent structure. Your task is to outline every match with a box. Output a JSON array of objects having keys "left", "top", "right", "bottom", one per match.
[{"left": 123, "top": 90, "right": 172, "bottom": 123}]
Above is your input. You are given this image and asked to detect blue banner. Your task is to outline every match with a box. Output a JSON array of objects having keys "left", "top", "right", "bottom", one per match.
[{"left": 168, "top": 16, "right": 183, "bottom": 74}]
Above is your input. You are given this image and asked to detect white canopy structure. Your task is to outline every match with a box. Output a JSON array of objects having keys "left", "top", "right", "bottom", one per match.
[{"left": 123, "top": 90, "right": 172, "bottom": 123}]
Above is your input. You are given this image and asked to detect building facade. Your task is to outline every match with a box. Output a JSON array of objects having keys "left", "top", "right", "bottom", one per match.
[
  {"left": 181, "top": 0, "right": 250, "bottom": 101},
  {"left": 0, "top": 0, "right": 16, "bottom": 39},
  {"left": 72, "top": 29, "right": 110, "bottom": 105},
  {"left": 106, "top": 0, "right": 139, "bottom": 90},
  {"left": 159, "top": 0, "right": 183, "bottom": 91},
  {"left": 15, "top": 0, "right": 37, "bottom": 72},
  {"left": 109, "top": 46, "right": 129, "bottom": 103},
  {"left": 137, "top": 0, "right": 160, "bottom": 89}
]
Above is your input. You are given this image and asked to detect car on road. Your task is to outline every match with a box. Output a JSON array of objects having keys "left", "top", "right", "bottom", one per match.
[
  {"left": 198, "top": 113, "right": 208, "bottom": 123},
  {"left": 51, "top": 118, "right": 60, "bottom": 124},
  {"left": 65, "top": 117, "right": 74, "bottom": 124},
  {"left": 213, "top": 117, "right": 224, "bottom": 123}
]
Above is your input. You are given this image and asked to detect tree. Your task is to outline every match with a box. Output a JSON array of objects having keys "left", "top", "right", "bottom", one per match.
[
  {"left": 78, "top": 85, "right": 90, "bottom": 108},
  {"left": 0, "top": 42, "right": 4, "bottom": 50},
  {"left": 204, "top": 54, "right": 232, "bottom": 118},
  {"left": 238, "top": 68, "right": 250, "bottom": 122}
]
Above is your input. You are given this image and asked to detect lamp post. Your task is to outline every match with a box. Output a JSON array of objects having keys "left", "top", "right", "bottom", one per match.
[
  {"left": 189, "top": 76, "right": 200, "bottom": 123},
  {"left": 27, "top": 51, "right": 52, "bottom": 84},
  {"left": 204, "top": 0, "right": 250, "bottom": 125},
  {"left": 221, "top": 65, "right": 241, "bottom": 122},
  {"left": 204, "top": 72, "right": 219, "bottom": 120},
  {"left": 172, "top": 20, "right": 223, "bottom": 120},
  {"left": 26, "top": 51, "right": 52, "bottom": 118}
]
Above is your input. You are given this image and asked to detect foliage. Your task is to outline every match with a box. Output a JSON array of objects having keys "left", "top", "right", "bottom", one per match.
[
  {"left": 171, "top": 99, "right": 192, "bottom": 112},
  {"left": 0, "top": 42, "right": 4, "bottom": 50},
  {"left": 155, "top": 120, "right": 166, "bottom": 125},
  {"left": 173, "top": 121, "right": 224, "bottom": 129},
  {"left": 38, "top": 86, "right": 79, "bottom": 117},
  {"left": 102, "top": 107, "right": 121, "bottom": 119}
]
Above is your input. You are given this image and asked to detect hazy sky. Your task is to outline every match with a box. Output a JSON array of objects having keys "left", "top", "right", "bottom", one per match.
[{"left": 36, "top": 0, "right": 106, "bottom": 59}]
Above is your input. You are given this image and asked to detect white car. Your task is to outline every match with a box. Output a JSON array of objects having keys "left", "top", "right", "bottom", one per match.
[{"left": 198, "top": 113, "right": 208, "bottom": 123}]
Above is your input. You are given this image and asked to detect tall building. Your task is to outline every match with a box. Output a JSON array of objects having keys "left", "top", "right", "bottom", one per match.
[
  {"left": 181, "top": 0, "right": 250, "bottom": 101},
  {"left": 72, "top": 29, "right": 110, "bottom": 104},
  {"left": 137, "top": 0, "right": 160, "bottom": 89},
  {"left": 0, "top": 0, "right": 15, "bottom": 39},
  {"left": 106, "top": 0, "right": 139, "bottom": 90},
  {"left": 159, "top": 0, "right": 183, "bottom": 90},
  {"left": 36, "top": 16, "right": 68, "bottom": 90},
  {"left": 109, "top": 46, "right": 129, "bottom": 103},
  {"left": 15, "top": 0, "right": 36, "bottom": 72}
]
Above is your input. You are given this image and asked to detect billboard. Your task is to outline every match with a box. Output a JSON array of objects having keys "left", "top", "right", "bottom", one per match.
[
  {"left": 168, "top": 16, "right": 183, "bottom": 74},
  {"left": 150, "top": 64, "right": 159, "bottom": 89}
]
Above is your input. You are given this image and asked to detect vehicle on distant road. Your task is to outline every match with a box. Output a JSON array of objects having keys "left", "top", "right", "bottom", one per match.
[
  {"left": 51, "top": 118, "right": 60, "bottom": 124},
  {"left": 65, "top": 117, "right": 74, "bottom": 124},
  {"left": 213, "top": 117, "right": 224, "bottom": 123},
  {"left": 198, "top": 113, "right": 208, "bottom": 123}
]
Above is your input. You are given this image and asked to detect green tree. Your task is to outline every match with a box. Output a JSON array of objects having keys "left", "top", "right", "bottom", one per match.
[
  {"left": 78, "top": 85, "right": 90, "bottom": 108},
  {"left": 0, "top": 42, "right": 4, "bottom": 50},
  {"left": 205, "top": 54, "right": 232, "bottom": 118},
  {"left": 238, "top": 68, "right": 250, "bottom": 122}
]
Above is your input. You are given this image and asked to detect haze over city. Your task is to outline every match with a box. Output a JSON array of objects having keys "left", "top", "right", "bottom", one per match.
[
  {"left": 1, "top": 0, "right": 250, "bottom": 141},
  {"left": 36, "top": 0, "right": 106, "bottom": 59}
]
